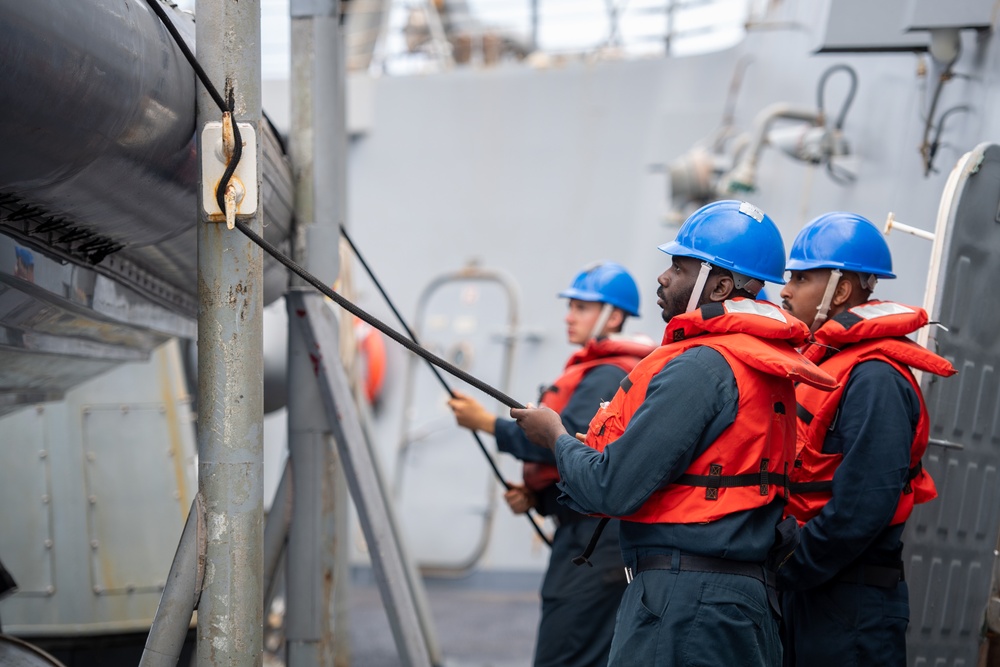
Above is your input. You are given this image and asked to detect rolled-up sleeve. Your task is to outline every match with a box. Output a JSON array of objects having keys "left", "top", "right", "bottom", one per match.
[{"left": 554, "top": 346, "right": 738, "bottom": 517}]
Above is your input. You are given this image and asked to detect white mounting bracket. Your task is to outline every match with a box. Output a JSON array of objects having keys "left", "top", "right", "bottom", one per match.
[{"left": 201, "top": 121, "right": 258, "bottom": 221}]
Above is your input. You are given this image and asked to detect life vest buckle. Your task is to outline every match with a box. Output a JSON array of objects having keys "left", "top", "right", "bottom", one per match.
[{"left": 705, "top": 464, "right": 722, "bottom": 500}]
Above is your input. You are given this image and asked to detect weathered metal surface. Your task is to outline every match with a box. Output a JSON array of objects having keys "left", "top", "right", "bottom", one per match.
[
  {"left": 290, "top": 291, "right": 438, "bottom": 667},
  {"left": 139, "top": 495, "right": 204, "bottom": 667},
  {"left": 285, "top": 0, "right": 346, "bottom": 662},
  {"left": 194, "top": 0, "right": 265, "bottom": 664},
  {"left": 0, "top": 341, "right": 196, "bottom": 636},
  {"left": 0, "top": 0, "right": 293, "bottom": 414},
  {"left": 0, "top": 0, "right": 293, "bottom": 302}
]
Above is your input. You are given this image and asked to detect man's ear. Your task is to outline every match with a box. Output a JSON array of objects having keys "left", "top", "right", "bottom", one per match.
[
  {"left": 606, "top": 308, "right": 625, "bottom": 333},
  {"left": 709, "top": 273, "right": 735, "bottom": 302},
  {"left": 831, "top": 275, "right": 854, "bottom": 307}
]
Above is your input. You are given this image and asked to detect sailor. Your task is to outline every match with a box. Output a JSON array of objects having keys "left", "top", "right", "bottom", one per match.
[
  {"left": 448, "top": 261, "right": 653, "bottom": 667},
  {"left": 510, "top": 200, "right": 836, "bottom": 666},
  {"left": 777, "top": 212, "right": 956, "bottom": 667}
]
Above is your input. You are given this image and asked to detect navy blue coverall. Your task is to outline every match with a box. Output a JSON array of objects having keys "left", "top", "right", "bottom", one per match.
[
  {"left": 494, "top": 363, "right": 627, "bottom": 667},
  {"left": 779, "top": 360, "right": 919, "bottom": 667},
  {"left": 553, "top": 347, "right": 783, "bottom": 667}
]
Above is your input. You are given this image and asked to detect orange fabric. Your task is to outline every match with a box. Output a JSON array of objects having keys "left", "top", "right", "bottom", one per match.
[
  {"left": 583, "top": 299, "right": 837, "bottom": 524},
  {"left": 785, "top": 301, "right": 956, "bottom": 526},
  {"left": 354, "top": 319, "right": 386, "bottom": 404},
  {"left": 522, "top": 337, "right": 654, "bottom": 491}
]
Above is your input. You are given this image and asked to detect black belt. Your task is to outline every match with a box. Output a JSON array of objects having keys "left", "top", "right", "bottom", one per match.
[
  {"left": 629, "top": 552, "right": 770, "bottom": 587},
  {"left": 630, "top": 552, "right": 780, "bottom": 616},
  {"left": 835, "top": 562, "right": 904, "bottom": 589}
]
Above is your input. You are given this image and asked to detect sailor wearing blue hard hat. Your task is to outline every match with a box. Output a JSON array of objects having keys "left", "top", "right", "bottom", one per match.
[
  {"left": 511, "top": 201, "right": 836, "bottom": 667},
  {"left": 778, "top": 212, "right": 956, "bottom": 667},
  {"left": 449, "top": 261, "right": 654, "bottom": 667}
]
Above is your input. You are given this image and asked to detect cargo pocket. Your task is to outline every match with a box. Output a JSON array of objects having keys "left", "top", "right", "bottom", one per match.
[
  {"left": 683, "top": 580, "right": 774, "bottom": 667},
  {"left": 607, "top": 573, "right": 673, "bottom": 666}
]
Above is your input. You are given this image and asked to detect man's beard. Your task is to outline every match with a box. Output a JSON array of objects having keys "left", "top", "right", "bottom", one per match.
[{"left": 659, "top": 287, "right": 692, "bottom": 324}]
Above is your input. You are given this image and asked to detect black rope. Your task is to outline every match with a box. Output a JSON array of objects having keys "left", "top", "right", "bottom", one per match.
[
  {"left": 144, "top": 0, "right": 522, "bottom": 410},
  {"left": 339, "top": 225, "right": 551, "bottom": 547},
  {"left": 145, "top": 0, "right": 547, "bottom": 544},
  {"left": 236, "top": 219, "right": 525, "bottom": 410},
  {"left": 142, "top": 0, "right": 240, "bottom": 213}
]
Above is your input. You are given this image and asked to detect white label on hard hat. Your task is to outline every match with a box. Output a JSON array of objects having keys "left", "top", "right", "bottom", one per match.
[
  {"left": 852, "top": 302, "right": 915, "bottom": 320},
  {"left": 738, "top": 201, "right": 764, "bottom": 222},
  {"left": 725, "top": 298, "right": 787, "bottom": 322}
]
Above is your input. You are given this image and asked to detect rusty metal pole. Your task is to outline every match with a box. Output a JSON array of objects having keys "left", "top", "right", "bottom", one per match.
[
  {"left": 286, "top": 0, "right": 344, "bottom": 665},
  {"left": 195, "top": 0, "right": 264, "bottom": 664}
]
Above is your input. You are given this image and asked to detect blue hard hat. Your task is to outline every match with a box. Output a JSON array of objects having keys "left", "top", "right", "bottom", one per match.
[
  {"left": 787, "top": 212, "right": 896, "bottom": 279},
  {"left": 658, "top": 200, "right": 787, "bottom": 284},
  {"left": 559, "top": 261, "right": 641, "bottom": 316}
]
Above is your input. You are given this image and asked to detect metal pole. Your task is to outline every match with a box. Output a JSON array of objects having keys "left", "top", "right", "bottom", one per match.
[
  {"left": 664, "top": 0, "right": 673, "bottom": 56},
  {"left": 262, "top": 459, "right": 291, "bottom": 609},
  {"left": 139, "top": 496, "right": 205, "bottom": 667},
  {"left": 195, "top": 0, "right": 264, "bottom": 664},
  {"left": 530, "top": 0, "right": 539, "bottom": 52},
  {"left": 287, "top": 0, "right": 344, "bottom": 664}
]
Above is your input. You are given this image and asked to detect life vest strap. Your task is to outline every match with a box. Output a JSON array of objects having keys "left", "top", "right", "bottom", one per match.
[
  {"left": 674, "top": 460, "right": 787, "bottom": 500},
  {"left": 789, "top": 461, "right": 923, "bottom": 495},
  {"left": 572, "top": 516, "right": 611, "bottom": 567}
]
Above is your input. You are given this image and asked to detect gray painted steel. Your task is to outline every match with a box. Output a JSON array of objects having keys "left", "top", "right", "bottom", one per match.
[
  {"left": 904, "top": 143, "right": 1000, "bottom": 667},
  {"left": 262, "top": 460, "right": 291, "bottom": 610},
  {"left": 0, "top": 0, "right": 292, "bottom": 300},
  {"left": 904, "top": 0, "right": 995, "bottom": 31},
  {"left": 817, "top": 0, "right": 929, "bottom": 53},
  {"left": 193, "top": 0, "right": 265, "bottom": 664},
  {"left": 140, "top": 496, "right": 204, "bottom": 667},
  {"left": 285, "top": 3, "right": 348, "bottom": 662},
  {"left": 394, "top": 267, "right": 523, "bottom": 573},
  {"left": 285, "top": 290, "right": 338, "bottom": 666},
  {"left": 0, "top": 341, "right": 197, "bottom": 636},
  {"left": 3, "top": 0, "right": 1000, "bottom": 663},
  {"left": 290, "top": 291, "right": 438, "bottom": 667},
  {"left": 0, "top": 0, "right": 294, "bottom": 414}
]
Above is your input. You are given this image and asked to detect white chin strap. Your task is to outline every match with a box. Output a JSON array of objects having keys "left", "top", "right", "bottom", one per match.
[
  {"left": 685, "top": 262, "right": 713, "bottom": 313},
  {"left": 812, "top": 268, "right": 842, "bottom": 328},
  {"left": 589, "top": 303, "right": 614, "bottom": 340}
]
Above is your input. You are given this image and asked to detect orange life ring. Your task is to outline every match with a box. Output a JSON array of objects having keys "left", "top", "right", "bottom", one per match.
[{"left": 354, "top": 318, "right": 386, "bottom": 404}]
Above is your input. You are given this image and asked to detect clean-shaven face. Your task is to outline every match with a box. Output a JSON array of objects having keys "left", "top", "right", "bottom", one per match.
[{"left": 565, "top": 299, "right": 605, "bottom": 345}]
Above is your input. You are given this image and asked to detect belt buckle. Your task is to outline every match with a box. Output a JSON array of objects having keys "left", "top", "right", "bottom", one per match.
[{"left": 625, "top": 567, "right": 633, "bottom": 584}]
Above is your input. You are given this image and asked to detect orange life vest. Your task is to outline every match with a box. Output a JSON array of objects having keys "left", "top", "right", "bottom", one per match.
[
  {"left": 522, "top": 336, "right": 655, "bottom": 491},
  {"left": 785, "top": 301, "right": 957, "bottom": 526},
  {"left": 583, "top": 299, "right": 838, "bottom": 524}
]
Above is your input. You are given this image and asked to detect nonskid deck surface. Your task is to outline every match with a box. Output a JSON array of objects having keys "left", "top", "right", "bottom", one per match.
[{"left": 344, "top": 568, "right": 542, "bottom": 667}]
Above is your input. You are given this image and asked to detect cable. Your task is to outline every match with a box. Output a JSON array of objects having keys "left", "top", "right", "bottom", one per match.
[
  {"left": 926, "top": 104, "right": 970, "bottom": 175},
  {"left": 236, "top": 219, "right": 524, "bottom": 409},
  {"left": 340, "top": 225, "right": 552, "bottom": 547},
  {"left": 816, "top": 63, "right": 857, "bottom": 130},
  {"left": 145, "top": 0, "right": 550, "bottom": 546},
  {"left": 142, "top": 0, "right": 240, "bottom": 213},
  {"left": 919, "top": 68, "right": 954, "bottom": 176},
  {"left": 145, "top": 0, "right": 524, "bottom": 409}
]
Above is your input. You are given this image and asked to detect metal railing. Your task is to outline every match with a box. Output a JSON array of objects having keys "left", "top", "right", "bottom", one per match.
[{"left": 346, "top": 0, "right": 757, "bottom": 74}]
